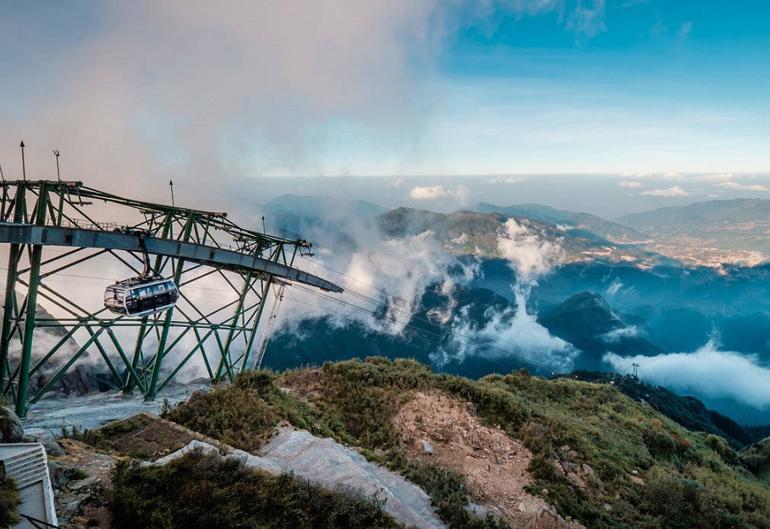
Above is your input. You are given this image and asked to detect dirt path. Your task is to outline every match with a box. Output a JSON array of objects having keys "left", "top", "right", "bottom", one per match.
[{"left": 393, "top": 391, "right": 582, "bottom": 529}]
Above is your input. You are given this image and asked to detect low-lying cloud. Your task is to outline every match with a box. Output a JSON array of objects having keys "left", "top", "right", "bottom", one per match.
[
  {"left": 408, "top": 185, "right": 470, "bottom": 203},
  {"left": 436, "top": 287, "right": 577, "bottom": 371},
  {"left": 639, "top": 185, "right": 690, "bottom": 197},
  {"left": 715, "top": 181, "right": 769, "bottom": 192},
  {"left": 604, "top": 340, "right": 770, "bottom": 410},
  {"left": 438, "top": 217, "right": 575, "bottom": 372},
  {"left": 601, "top": 325, "right": 639, "bottom": 343},
  {"left": 618, "top": 181, "right": 643, "bottom": 189}
]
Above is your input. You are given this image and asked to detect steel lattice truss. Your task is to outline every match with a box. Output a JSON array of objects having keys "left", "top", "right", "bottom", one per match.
[{"left": 0, "top": 180, "right": 341, "bottom": 416}]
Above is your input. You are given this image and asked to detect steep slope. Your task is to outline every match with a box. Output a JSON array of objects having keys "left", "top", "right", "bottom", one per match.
[
  {"left": 567, "top": 371, "right": 762, "bottom": 448},
  {"left": 741, "top": 437, "right": 770, "bottom": 486},
  {"left": 109, "top": 360, "right": 770, "bottom": 529}
]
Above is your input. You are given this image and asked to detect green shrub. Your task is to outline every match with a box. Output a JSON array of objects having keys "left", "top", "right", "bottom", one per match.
[
  {"left": 643, "top": 427, "right": 677, "bottom": 457},
  {"left": 741, "top": 438, "right": 770, "bottom": 475},
  {"left": 168, "top": 385, "right": 278, "bottom": 452},
  {"left": 111, "top": 450, "right": 403, "bottom": 529},
  {"left": 0, "top": 476, "right": 19, "bottom": 528}
]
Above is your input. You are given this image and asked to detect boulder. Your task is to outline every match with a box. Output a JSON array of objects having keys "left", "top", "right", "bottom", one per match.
[{"left": 0, "top": 406, "right": 24, "bottom": 442}]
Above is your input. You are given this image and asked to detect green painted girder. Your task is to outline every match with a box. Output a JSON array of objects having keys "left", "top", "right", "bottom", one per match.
[{"left": 0, "top": 223, "right": 342, "bottom": 293}]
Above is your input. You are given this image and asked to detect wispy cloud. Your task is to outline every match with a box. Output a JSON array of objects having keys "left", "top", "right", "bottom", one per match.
[
  {"left": 715, "top": 181, "right": 769, "bottom": 192},
  {"left": 567, "top": 0, "right": 607, "bottom": 40},
  {"left": 676, "top": 20, "right": 693, "bottom": 43},
  {"left": 639, "top": 185, "right": 690, "bottom": 197},
  {"left": 618, "top": 181, "right": 643, "bottom": 188},
  {"left": 483, "top": 0, "right": 608, "bottom": 41},
  {"left": 601, "top": 325, "right": 639, "bottom": 343},
  {"left": 488, "top": 176, "right": 524, "bottom": 184}
]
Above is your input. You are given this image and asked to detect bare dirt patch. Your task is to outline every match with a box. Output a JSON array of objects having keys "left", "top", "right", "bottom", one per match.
[
  {"left": 87, "top": 412, "right": 222, "bottom": 460},
  {"left": 393, "top": 391, "right": 583, "bottom": 529}
]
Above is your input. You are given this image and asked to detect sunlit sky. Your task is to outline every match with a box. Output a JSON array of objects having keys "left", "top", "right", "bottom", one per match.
[{"left": 1, "top": 1, "right": 769, "bottom": 214}]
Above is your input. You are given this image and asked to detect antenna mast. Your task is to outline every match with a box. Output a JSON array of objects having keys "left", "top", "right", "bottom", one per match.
[
  {"left": 20, "top": 141, "right": 26, "bottom": 181},
  {"left": 169, "top": 180, "right": 175, "bottom": 206},
  {"left": 53, "top": 149, "right": 61, "bottom": 182}
]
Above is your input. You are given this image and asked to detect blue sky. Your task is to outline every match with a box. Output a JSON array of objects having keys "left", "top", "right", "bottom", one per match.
[
  {"left": 417, "top": 0, "right": 770, "bottom": 175},
  {"left": 0, "top": 1, "right": 769, "bottom": 211}
]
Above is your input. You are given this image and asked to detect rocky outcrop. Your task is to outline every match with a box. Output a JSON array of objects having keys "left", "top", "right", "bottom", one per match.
[{"left": 49, "top": 439, "right": 116, "bottom": 529}]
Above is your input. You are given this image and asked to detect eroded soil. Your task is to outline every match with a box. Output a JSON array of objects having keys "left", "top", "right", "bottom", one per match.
[{"left": 393, "top": 391, "right": 583, "bottom": 529}]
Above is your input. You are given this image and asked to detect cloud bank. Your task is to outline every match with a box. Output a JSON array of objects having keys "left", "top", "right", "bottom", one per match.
[{"left": 604, "top": 340, "right": 770, "bottom": 410}]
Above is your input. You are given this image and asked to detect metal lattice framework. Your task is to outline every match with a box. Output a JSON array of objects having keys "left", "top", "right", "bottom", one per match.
[{"left": 0, "top": 180, "right": 342, "bottom": 416}]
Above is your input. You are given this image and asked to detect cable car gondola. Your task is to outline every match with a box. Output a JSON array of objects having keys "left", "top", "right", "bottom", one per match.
[{"left": 104, "top": 234, "right": 179, "bottom": 317}]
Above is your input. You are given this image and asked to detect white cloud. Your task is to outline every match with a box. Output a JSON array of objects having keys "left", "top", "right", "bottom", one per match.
[
  {"left": 639, "top": 185, "right": 690, "bottom": 197},
  {"left": 433, "top": 216, "right": 574, "bottom": 372},
  {"left": 497, "top": 219, "right": 564, "bottom": 285},
  {"left": 604, "top": 340, "right": 770, "bottom": 410},
  {"left": 601, "top": 325, "right": 639, "bottom": 343},
  {"left": 408, "top": 185, "right": 470, "bottom": 203},
  {"left": 715, "top": 181, "right": 769, "bottom": 192},
  {"left": 676, "top": 20, "right": 693, "bottom": 43},
  {"left": 488, "top": 176, "right": 523, "bottom": 184},
  {"left": 566, "top": 0, "right": 607, "bottom": 40},
  {"left": 283, "top": 226, "right": 475, "bottom": 336},
  {"left": 618, "top": 181, "right": 643, "bottom": 189},
  {"left": 605, "top": 279, "right": 623, "bottom": 296},
  {"left": 436, "top": 287, "right": 577, "bottom": 372},
  {"left": 409, "top": 186, "right": 448, "bottom": 200}
]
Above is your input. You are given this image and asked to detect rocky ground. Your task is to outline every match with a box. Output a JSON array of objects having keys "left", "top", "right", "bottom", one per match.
[
  {"left": 393, "top": 391, "right": 582, "bottom": 529},
  {"left": 49, "top": 439, "right": 115, "bottom": 529},
  {"left": 43, "top": 414, "right": 223, "bottom": 529}
]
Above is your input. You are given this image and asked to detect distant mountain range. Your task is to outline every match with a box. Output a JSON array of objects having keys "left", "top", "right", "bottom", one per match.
[
  {"left": 376, "top": 206, "right": 666, "bottom": 265},
  {"left": 264, "top": 194, "right": 770, "bottom": 267},
  {"left": 618, "top": 198, "right": 770, "bottom": 266},
  {"left": 470, "top": 202, "right": 645, "bottom": 243}
]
